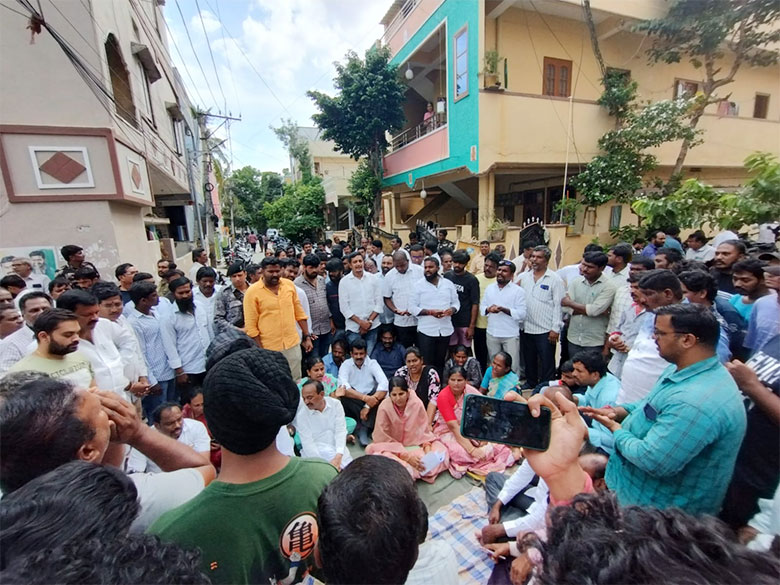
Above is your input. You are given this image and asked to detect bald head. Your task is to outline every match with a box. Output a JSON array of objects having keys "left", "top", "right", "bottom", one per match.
[{"left": 541, "top": 384, "right": 573, "bottom": 403}]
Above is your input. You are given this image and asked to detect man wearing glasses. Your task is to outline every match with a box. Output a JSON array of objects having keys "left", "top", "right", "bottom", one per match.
[{"left": 581, "top": 303, "right": 746, "bottom": 516}]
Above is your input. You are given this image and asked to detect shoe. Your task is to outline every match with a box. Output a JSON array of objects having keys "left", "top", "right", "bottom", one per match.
[{"left": 357, "top": 426, "right": 371, "bottom": 447}]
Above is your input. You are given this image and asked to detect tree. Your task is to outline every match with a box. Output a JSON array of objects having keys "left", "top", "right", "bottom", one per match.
[
  {"left": 636, "top": 0, "right": 780, "bottom": 183},
  {"left": 262, "top": 180, "right": 326, "bottom": 242},
  {"left": 347, "top": 159, "right": 381, "bottom": 222},
  {"left": 226, "top": 166, "right": 283, "bottom": 232},
  {"left": 632, "top": 152, "right": 780, "bottom": 234},
  {"left": 308, "top": 47, "right": 406, "bottom": 223},
  {"left": 272, "top": 119, "right": 313, "bottom": 182}
]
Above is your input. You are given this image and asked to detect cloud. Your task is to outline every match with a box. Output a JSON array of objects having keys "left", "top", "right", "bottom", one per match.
[{"left": 166, "top": 0, "right": 388, "bottom": 172}]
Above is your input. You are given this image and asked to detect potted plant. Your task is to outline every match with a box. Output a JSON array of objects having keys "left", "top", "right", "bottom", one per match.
[
  {"left": 487, "top": 215, "right": 509, "bottom": 242},
  {"left": 483, "top": 50, "right": 501, "bottom": 88}
]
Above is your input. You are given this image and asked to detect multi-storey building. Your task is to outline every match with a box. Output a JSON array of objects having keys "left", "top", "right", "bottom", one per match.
[
  {"left": 378, "top": 0, "right": 779, "bottom": 247},
  {"left": 0, "top": 0, "right": 207, "bottom": 277}
]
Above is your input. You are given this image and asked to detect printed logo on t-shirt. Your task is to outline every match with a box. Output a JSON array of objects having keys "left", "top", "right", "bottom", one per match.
[{"left": 279, "top": 512, "right": 318, "bottom": 560}]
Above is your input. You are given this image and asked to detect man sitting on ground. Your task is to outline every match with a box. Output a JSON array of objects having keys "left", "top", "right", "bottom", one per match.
[
  {"left": 335, "top": 338, "right": 389, "bottom": 446},
  {"left": 294, "top": 379, "right": 352, "bottom": 470},
  {"left": 127, "top": 402, "right": 211, "bottom": 473}
]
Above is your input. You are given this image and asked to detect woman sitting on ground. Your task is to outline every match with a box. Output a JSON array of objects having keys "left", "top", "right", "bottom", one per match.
[
  {"left": 479, "top": 351, "right": 521, "bottom": 399},
  {"left": 442, "top": 344, "right": 483, "bottom": 388},
  {"left": 297, "top": 355, "right": 338, "bottom": 395},
  {"left": 394, "top": 347, "right": 441, "bottom": 426},
  {"left": 366, "top": 376, "right": 449, "bottom": 483},
  {"left": 433, "top": 367, "right": 516, "bottom": 479}
]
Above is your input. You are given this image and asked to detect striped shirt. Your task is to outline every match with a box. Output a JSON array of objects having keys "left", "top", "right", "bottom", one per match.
[
  {"left": 517, "top": 269, "right": 565, "bottom": 334},
  {"left": 294, "top": 274, "right": 331, "bottom": 335},
  {"left": 126, "top": 307, "right": 178, "bottom": 382}
]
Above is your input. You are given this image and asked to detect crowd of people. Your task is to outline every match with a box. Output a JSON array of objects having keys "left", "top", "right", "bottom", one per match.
[{"left": 0, "top": 228, "right": 778, "bottom": 584}]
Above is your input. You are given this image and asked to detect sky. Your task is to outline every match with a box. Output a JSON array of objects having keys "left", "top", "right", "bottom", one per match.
[{"left": 164, "top": 0, "right": 389, "bottom": 174}]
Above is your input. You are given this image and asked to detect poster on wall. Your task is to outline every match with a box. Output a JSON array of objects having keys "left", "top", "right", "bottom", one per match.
[{"left": 0, "top": 247, "right": 60, "bottom": 279}]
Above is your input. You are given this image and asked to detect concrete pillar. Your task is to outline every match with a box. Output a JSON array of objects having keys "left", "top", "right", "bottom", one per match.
[{"left": 477, "top": 171, "right": 495, "bottom": 240}]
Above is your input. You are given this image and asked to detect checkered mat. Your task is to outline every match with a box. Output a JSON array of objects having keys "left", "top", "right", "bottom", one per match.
[{"left": 427, "top": 486, "right": 494, "bottom": 585}]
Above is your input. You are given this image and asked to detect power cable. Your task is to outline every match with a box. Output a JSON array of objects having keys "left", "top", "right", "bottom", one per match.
[
  {"left": 193, "top": 0, "right": 227, "bottom": 113},
  {"left": 172, "top": 0, "right": 220, "bottom": 108}
]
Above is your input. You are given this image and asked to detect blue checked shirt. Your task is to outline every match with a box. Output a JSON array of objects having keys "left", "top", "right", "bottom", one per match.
[
  {"left": 606, "top": 356, "right": 746, "bottom": 515},
  {"left": 126, "top": 307, "right": 178, "bottom": 383}
]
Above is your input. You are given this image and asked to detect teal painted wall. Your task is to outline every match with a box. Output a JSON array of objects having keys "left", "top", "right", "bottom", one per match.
[{"left": 383, "top": 0, "right": 479, "bottom": 189}]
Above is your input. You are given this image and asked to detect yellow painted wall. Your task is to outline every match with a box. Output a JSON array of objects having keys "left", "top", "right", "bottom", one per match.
[{"left": 479, "top": 8, "right": 780, "bottom": 174}]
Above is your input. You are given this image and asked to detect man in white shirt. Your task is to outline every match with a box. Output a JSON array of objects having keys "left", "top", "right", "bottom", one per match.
[
  {"left": 606, "top": 243, "right": 635, "bottom": 337},
  {"left": 165, "top": 278, "right": 213, "bottom": 403},
  {"left": 294, "top": 379, "right": 352, "bottom": 469},
  {"left": 389, "top": 235, "right": 411, "bottom": 261},
  {"left": 0, "top": 291, "right": 52, "bottom": 373},
  {"left": 685, "top": 230, "right": 716, "bottom": 264},
  {"left": 368, "top": 239, "right": 385, "bottom": 268},
  {"left": 127, "top": 401, "right": 211, "bottom": 474},
  {"left": 11, "top": 257, "right": 50, "bottom": 292},
  {"left": 339, "top": 253, "right": 383, "bottom": 354},
  {"left": 409, "top": 257, "right": 459, "bottom": 374},
  {"left": 336, "top": 338, "right": 388, "bottom": 446},
  {"left": 618, "top": 270, "right": 682, "bottom": 403},
  {"left": 192, "top": 267, "right": 222, "bottom": 339},
  {"left": 384, "top": 251, "right": 424, "bottom": 349},
  {"left": 480, "top": 260, "right": 526, "bottom": 376},
  {"left": 188, "top": 248, "right": 208, "bottom": 282},
  {"left": 57, "top": 289, "right": 147, "bottom": 402},
  {"left": 517, "top": 246, "right": 564, "bottom": 387}
]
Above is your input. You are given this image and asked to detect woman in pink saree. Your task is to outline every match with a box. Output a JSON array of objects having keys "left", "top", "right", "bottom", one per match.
[
  {"left": 433, "top": 366, "right": 517, "bottom": 479},
  {"left": 366, "top": 376, "right": 449, "bottom": 483}
]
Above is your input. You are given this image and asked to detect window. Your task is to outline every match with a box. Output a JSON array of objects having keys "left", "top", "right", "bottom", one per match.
[
  {"left": 139, "top": 66, "right": 156, "bottom": 126},
  {"left": 105, "top": 35, "right": 137, "bottom": 127},
  {"left": 543, "top": 57, "right": 572, "bottom": 97},
  {"left": 609, "top": 205, "right": 622, "bottom": 230},
  {"left": 674, "top": 79, "right": 700, "bottom": 99},
  {"left": 170, "top": 115, "right": 181, "bottom": 154},
  {"left": 754, "top": 93, "right": 769, "bottom": 119},
  {"left": 717, "top": 100, "right": 739, "bottom": 117},
  {"left": 454, "top": 28, "right": 468, "bottom": 99}
]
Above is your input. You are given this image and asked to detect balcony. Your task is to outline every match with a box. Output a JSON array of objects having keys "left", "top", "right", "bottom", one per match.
[
  {"left": 381, "top": 0, "right": 443, "bottom": 57},
  {"left": 384, "top": 122, "right": 449, "bottom": 178}
]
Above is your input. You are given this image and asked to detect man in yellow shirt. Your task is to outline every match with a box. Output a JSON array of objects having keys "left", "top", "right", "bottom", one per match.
[{"left": 243, "top": 257, "right": 312, "bottom": 379}]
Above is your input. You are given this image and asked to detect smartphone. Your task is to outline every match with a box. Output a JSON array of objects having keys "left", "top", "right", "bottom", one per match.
[{"left": 460, "top": 394, "right": 551, "bottom": 451}]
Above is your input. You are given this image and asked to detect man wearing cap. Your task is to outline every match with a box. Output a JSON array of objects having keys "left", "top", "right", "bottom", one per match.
[
  {"left": 244, "top": 257, "right": 313, "bottom": 379},
  {"left": 214, "top": 263, "right": 249, "bottom": 333},
  {"left": 150, "top": 347, "right": 337, "bottom": 585}
]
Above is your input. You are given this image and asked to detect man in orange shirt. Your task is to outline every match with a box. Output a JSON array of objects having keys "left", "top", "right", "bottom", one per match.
[{"left": 243, "top": 257, "right": 313, "bottom": 379}]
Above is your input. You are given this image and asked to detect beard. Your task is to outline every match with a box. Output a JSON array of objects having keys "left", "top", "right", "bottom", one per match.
[
  {"left": 176, "top": 296, "right": 195, "bottom": 313},
  {"left": 425, "top": 273, "right": 437, "bottom": 283},
  {"left": 49, "top": 340, "right": 77, "bottom": 355}
]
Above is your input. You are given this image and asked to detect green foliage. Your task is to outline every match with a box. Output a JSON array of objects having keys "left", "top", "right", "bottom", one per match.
[
  {"left": 632, "top": 152, "right": 780, "bottom": 230},
  {"left": 227, "top": 166, "right": 283, "bottom": 231},
  {"left": 609, "top": 224, "right": 645, "bottom": 244},
  {"left": 262, "top": 179, "right": 326, "bottom": 243},
  {"left": 484, "top": 50, "right": 501, "bottom": 74},
  {"left": 553, "top": 198, "right": 582, "bottom": 225},
  {"left": 636, "top": 0, "right": 780, "bottom": 69},
  {"left": 348, "top": 159, "right": 381, "bottom": 220},
  {"left": 572, "top": 98, "right": 698, "bottom": 207},
  {"left": 272, "top": 120, "right": 313, "bottom": 182},
  {"left": 597, "top": 69, "right": 637, "bottom": 120},
  {"left": 308, "top": 47, "right": 406, "bottom": 222}
]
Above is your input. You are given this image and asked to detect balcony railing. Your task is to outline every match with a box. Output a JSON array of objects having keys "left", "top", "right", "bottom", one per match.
[
  {"left": 390, "top": 118, "right": 447, "bottom": 151},
  {"left": 382, "top": 0, "right": 420, "bottom": 46}
]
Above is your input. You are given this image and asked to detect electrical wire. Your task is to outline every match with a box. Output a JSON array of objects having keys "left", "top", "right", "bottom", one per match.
[
  {"left": 172, "top": 0, "right": 220, "bottom": 109},
  {"left": 193, "top": 0, "right": 226, "bottom": 113}
]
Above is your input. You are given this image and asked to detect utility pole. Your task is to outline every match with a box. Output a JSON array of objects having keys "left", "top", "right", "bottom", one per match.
[{"left": 196, "top": 111, "right": 240, "bottom": 266}]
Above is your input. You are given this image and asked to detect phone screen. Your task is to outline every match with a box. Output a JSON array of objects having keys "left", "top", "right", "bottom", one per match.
[{"left": 460, "top": 394, "right": 551, "bottom": 451}]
